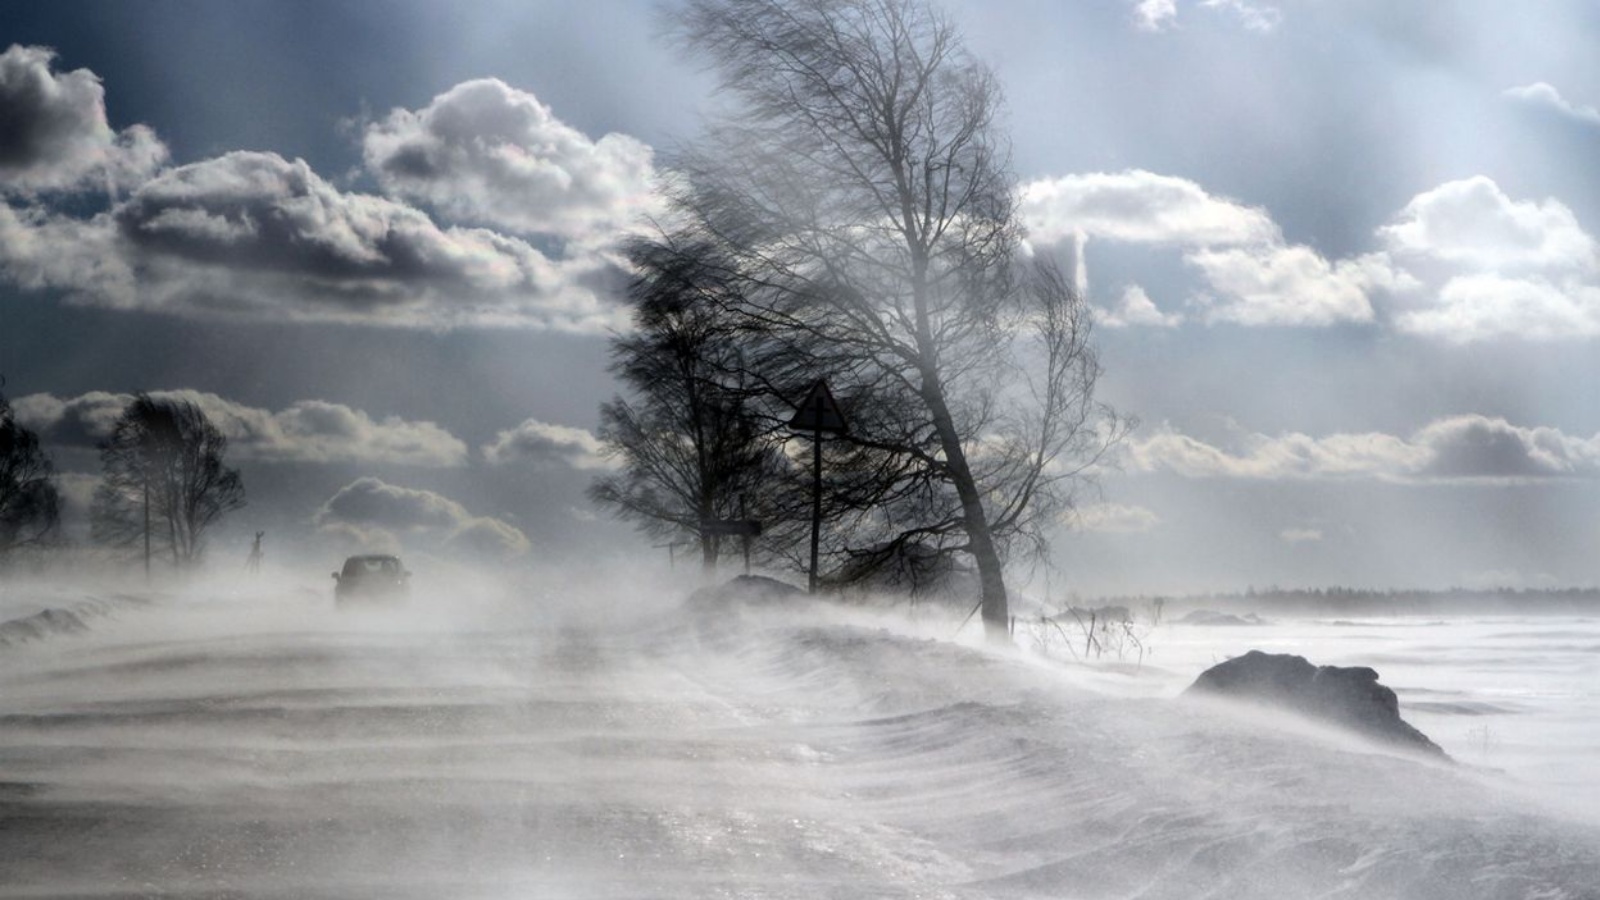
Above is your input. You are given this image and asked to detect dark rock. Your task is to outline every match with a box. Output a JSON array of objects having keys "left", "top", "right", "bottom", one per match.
[{"left": 1186, "top": 650, "right": 1447, "bottom": 758}]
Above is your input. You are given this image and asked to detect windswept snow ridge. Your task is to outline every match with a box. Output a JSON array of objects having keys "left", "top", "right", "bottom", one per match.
[
  {"left": 0, "top": 591, "right": 1595, "bottom": 898},
  {"left": 0, "top": 593, "right": 154, "bottom": 649}
]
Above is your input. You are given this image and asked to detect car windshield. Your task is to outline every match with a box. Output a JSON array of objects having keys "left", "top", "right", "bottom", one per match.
[{"left": 343, "top": 557, "right": 400, "bottom": 578}]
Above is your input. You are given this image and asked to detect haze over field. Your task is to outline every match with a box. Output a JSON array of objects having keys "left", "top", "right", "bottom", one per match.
[{"left": 2, "top": 578, "right": 1600, "bottom": 898}]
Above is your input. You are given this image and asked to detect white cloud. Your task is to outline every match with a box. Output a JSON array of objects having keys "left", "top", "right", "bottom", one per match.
[
  {"left": 1380, "top": 176, "right": 1597, "bottom": 272},
  {"left": 0, "top": 151, "right": 629, "bottom": 332},
  {"left": 1188, "top": 244, "right": 1385, "bottom": 326},
  {"left": 1125, "top": 415, "right": 1600, "bottom": 484},
  {"left": 314, "top": 477, "right": 530, "bottom": 561},
  {"left": 482, "top": 418, "right": 614, "bottom": 470},
  {"left": 1279, "top": 527, "right": 1322, "bottom": 544},
  {"left": 1023, "top": 170, "right": 1600, "bottom": 339},
  {"left": 1504, "top": 82, "right": 1600, "bottom": 128},
  {"left": 1378, "top": 177, "right": 1600, "bottom": 342},
  {"left": 362, "top": 78, "right": 658, "bottom": 243},
  {"left": 1127, "top": 0, "right": 1281, "bottom": 32},
  {"left": 1201, "top": 0, "right": 1282, "bottom": 32},
  {"left": 1132, "top": 0, "right": 1179, "bottom": 31},
  {"left": 1069, "top": 502, "right": 1162, "bottom": 534},
  {"left": 1023, "top": 171, "right": 1382, "bottom": 327},
  {"left": 1397, "top": 275, "right": 1600, "bottom": 343},
  {"left": 15, "top": 390, "right": 468, "bottom": 467},
  {"left": 1097, "top": 285, "right": 1182, "bottom": 328},
  {"left": 1022, "top": 170, "right": 1279, "bottom": 247},
  {"left": 1126, "top": 425, "right": 1426, "bottom": 481},
  {"left": 0, "top": 45, "right": 167, "bottom": 194}
]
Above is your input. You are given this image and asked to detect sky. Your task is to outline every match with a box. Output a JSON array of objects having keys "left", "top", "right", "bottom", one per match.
[{"left": 3, "top": 0, "right": 1599, "bottom": 596}]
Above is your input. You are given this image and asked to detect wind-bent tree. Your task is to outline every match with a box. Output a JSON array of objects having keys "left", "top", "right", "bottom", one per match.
[
  {"left": 668, "top": 0, "right": 1125, "bottom": 638},
  {"left": 589, "top": 235, "right": 791, "bottom": 571},
  {"left": 0, "top": 392, "right": 61, "bottom": 558},
  {"left": 91, "top": 394, "right": 245, "bottom": 570}
]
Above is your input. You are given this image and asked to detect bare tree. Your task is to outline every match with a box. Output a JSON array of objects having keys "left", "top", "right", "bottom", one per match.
[
  {"left": 91, "top": 394, "right": 245, "bottom": 570},
  {"left": 589, "top": 235, "right": 790, "bottom": 571},
  {"left": 668, "top": 0, "right": 1126, "bottom": 639},
  {"left": 0, "top": 392, "right": 61, "bottom": 559}
]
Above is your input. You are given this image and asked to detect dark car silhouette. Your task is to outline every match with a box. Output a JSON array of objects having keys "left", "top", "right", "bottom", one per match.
[{"left": 333, "top": 554, "right": 410, "bottom": 604}]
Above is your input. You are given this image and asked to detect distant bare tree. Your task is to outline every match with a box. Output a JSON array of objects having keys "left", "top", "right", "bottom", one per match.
[
  {"left": 667, "top": 0, "right": 1127, "bottom": 638},
  {"left": 0, "top": 391, "right": 61, "bottom": 559},
  {"left": 91, "top": 394, "right": 245, "bottom": 570},
  {"left": 589, "top": 235, "right": 790, "bottom": 571}
]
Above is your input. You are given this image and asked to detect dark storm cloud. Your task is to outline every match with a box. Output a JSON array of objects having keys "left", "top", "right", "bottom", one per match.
[
  {"left": 0, "top": 48, "right": 641, "bottom": 332},
  {"left": 1, "top": 150, "right": 631, "bottom": 331},
  {"left": 0, "top": 45, "right": 166, "bottom": 193},
  {"left": 114, "top": 151, "right": 623, "bottom": 327},
  {"left": 1414, "top": 417, "right": 1595, "bottom": 481},
  {"left": 15, "top": 389, "right": 468, "bottom": 467}
]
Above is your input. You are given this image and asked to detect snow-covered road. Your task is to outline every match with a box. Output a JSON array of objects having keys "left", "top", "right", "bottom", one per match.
[{"left": 2, "top": 591, "right": 1599, "bottom": 898}]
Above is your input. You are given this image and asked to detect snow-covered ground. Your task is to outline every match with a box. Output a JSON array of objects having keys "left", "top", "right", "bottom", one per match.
[
  {"left": 1144, "top": 615, "right": 1600, "bottom": 818},
  {"left": 1, "top": 583, "right": 1598, "bottom": 898}
]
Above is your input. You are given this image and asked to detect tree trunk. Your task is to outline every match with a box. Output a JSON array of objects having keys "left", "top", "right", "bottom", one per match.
[
  {"left": 700, "top": 533, "right": 718, "bottom": 573},
  {"left": 921, "top": 374, "right": 1010, "bottom": 642},
  {"left": 908, "top": 236, "right": 1011, "bottom": 642}
]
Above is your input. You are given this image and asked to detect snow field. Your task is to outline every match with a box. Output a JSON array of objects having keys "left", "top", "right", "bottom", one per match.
[{"left": 0, "top": 590, "right": 1597, "bottom": 898}]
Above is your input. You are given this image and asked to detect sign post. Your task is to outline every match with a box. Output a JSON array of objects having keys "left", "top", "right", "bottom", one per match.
[
  {"left": 787, "top": 380, "right": 848, "bottom": 593},
  {"left": 700, "top": 518, "right": 763, "bottom": 574}
]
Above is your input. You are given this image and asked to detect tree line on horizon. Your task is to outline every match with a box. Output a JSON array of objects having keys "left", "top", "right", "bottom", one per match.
[
  {"left": 0, "top": 389, "right": 244, "bottom": 572},
  {"left": 1093, "top": 585, "right": 1600, "bottom": 616}
]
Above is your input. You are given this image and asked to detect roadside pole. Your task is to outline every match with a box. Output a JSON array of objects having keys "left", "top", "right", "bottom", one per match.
[
  {"left": 809, "top": 426, "right": 822, "bottom": 592},
  {"left": 787, "top": 380, "right": 848, "bottom": 595}
]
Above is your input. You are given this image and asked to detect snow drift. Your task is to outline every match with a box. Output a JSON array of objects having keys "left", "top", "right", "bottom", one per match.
[{"left": 0, "top": 584, "right": 1596, "bottom": 898}]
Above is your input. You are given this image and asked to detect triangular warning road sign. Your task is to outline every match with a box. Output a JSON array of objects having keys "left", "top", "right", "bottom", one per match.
[{"left": 787, "top": 379, "right": 848, "bottom": 434}]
